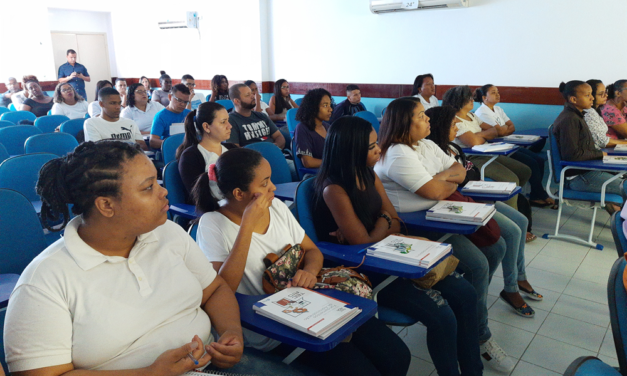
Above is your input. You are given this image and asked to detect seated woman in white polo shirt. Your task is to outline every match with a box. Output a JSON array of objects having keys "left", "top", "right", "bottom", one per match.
[
  {"left": 50, "top": 83, "right": 89, "bottom": 119},
  {"left": 193, "top": 148, "right": 411, "bottom": 376},
  {"left": 410, "top": 73, "right": 439, "bottom": 110},
  {"left": 3, "top": 140, "right": 244, "bottom": 375},
  {"left": 121, "top": 83, "right": 165, "bottom": 135}
]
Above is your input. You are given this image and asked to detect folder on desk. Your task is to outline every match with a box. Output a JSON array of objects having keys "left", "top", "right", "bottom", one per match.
[{"left": 253, "top": 287, "right": 361, "bottom": 340}]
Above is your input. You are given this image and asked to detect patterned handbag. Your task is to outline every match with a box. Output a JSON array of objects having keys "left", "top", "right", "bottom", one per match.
[{"left": 262, "top": 244, "right": 373, "bottom": 299}]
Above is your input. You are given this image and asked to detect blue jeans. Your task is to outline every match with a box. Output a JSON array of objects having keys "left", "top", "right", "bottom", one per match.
[
  {"left": 377, "top": 274, "right": 483, "bottom": 376},
  {"left": 447, "top": 234, "right": 506, "bottom": 342},
  {"left": 494, "top": 202, "right": 529, "bottom": 293},
  {"left": 566, "top": 170, "right": 623, "bottom": 200}
]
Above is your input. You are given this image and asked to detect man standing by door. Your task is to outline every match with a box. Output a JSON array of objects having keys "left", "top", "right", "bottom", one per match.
[{"left": 58, "top": 49, "right": 90, "bottom": 100}]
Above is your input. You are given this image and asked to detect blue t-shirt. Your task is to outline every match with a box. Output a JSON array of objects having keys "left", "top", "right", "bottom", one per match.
[
  {"left": 151, "top": 108, "right": 191, "bottom": 139},
  {"left": 57, "top": 62, "right": 90, "bottom": 99}
]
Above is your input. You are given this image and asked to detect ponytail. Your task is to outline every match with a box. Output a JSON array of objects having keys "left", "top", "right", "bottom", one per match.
[
  {"left": 607, "top": 84, "right": 616, "bottom": 100},
  {"left": 37, "top": 158, "right": 73, "bottom": 231},
  {"left": 559, "top": 80, "right": 586, "bottom": 102},
  {"left": 474, "top": 84, "right": 493, "bottom": 103},
  {"left": 608, "top": 80, "right": 627, "bottom": 100},
  {"left": 191, "top": 173, "right": 221, "bottom": 214},
  {"left": 176, "top": 110, "right": 199, "bottom": 160}
]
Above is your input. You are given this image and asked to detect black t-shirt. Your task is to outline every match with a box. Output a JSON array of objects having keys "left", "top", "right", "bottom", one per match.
[{"left": 23, "top": 98, "right": 54, "bottom": 117}]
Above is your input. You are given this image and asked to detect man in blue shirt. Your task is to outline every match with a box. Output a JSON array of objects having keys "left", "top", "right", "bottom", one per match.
[
  {"left": 58, "top": 49, "right": 90, "bottom": 100},
  {"left": 150, "top": 83, "right": 191, "bottom": 149}
]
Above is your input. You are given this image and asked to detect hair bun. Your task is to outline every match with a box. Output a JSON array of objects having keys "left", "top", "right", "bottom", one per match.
[
  {"left": 473, "top": 88, "right": 483, "bottom": 103},
  {"left": 558, "top": 82, "right": 567, "bottom": 93},
  {"left": 160, "top": 70, "right": 166, "bottom": 75}
]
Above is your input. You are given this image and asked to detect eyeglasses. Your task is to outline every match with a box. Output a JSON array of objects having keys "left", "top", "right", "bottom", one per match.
[
  {"left": 135, "top": 90, "right": 148, "bottom": 95},
  {"left": 185, "top": 83, "right": 196, "bottom": 87},
  {"left": 61, "top": 88, "right": 74, "bottom": 93},
  {"left": 172, "top": 96, "right": 190, "bottom": 105},
  {"left": 281, "top": 86, "right": 290, "bottom": 89}
]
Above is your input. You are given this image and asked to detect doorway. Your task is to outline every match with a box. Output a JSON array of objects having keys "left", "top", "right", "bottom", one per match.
[{"left": 51, "top": 32, "right": 111, "bottom": 102}]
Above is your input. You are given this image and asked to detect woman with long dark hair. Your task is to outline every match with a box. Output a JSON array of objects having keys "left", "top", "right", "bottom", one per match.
[
  {"left": 293, "top": 88, "right": 333, "bottom": 168},
  {"left": 209, "top": 75, "right": 230, "bottom": 102},
  {"left": 51, "top": 82, "right": 88, "bottom": 119},
  {"left": 192, "top": 147, "right": 411, "bottom": 376},
  {"left": 313, "top": 116, "right": 483, "bottom": 375},
  {"left": 177, "top": 102, "right": 233, "bottom": 196},
  {"left": 267, "top": 79, "right": 299, "bottom": 121},
  {"left": 3, "top": 141, "right": 244, "bottom": 374}
]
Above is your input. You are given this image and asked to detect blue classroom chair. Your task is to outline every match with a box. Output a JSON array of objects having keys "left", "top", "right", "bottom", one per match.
[
  {"left": 84, "top": 112, "right": 90, "bottom": 119},
  {"left": 608, "top": 256, "right": 627, "bottom": 374},
  {"left": 8, "top": 103, "right": 16, "bottom": 111},
  {"left": 295, "top": 97, "right": 303, "bottom": 106},
  {"left": 0, "top": 125, "right": 42, "bottom": 155},
  {"left": 0, "top": 153, "right": 57, "bottom": 202},
  {"left": 292, "top": 137, "right": 306, "bottom": 180},
  {"left": 1, "top": 309, "right": 7, "bottom": 373},
  {"left": 563, "top": 356, "right": 621, "bottom": 376},
  {"left": 0, "top": 143, "right": 8, "bottom": 164},
  {"left": 1, "top": 110, "right": 36, "bottom": 124},
  {"left": 542, "top": 124, "right": 623, "bottom": 250},
  {"left": 0, "top": 188, "right": 48, "bottom": 275},
  {"left": 0, "top": 120, "right": 15, "bottom": 129},
  {"left": 205, "top": 94, "right": 211, "bottom": 102},
  {"left": 354, "top": 110, "right": 380, "bottom": 134},
  {"left": 188, "top": 222, "right": 198, "bottom": 241},
  {"left": 162, "top": 160, "right": 190, "bottom": 225},
  {"left": 34, "top": 115, "right": 70, "bottom": 133},
  {"left": 611, "top": 212, "right": 627, "bottom": 258},
  {"left": 216, "top": 99, "right": 234, "bottom": 111},
  {"left": 381, "top": 107, "right": 386, "bottom": 117},
  {"left": 294, "top": 177, "right": 416, "bottom": 326},
  {"left": 286, "top": 108, "right": 298, "bottom": 134},
  {"left": 245, "top": 142, "right": 293, "bottom": 184},
  {"left": 25, "top": 133, "right": 79, "bottom": 157},
  {"left": 59, "top": 118, "right": 86, "bottom": 139},
  {"left": 0, "top": 107, "right": 9, "bottom": 116},
  {"left": 161, "top": 133, "right": 185, "bottom": 165}
]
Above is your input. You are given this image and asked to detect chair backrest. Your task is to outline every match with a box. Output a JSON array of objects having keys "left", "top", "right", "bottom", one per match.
[
  {"left": 188, "top": 223, "right": 198, "bottom": 241},
  {"left": 0, "top": 188, "right": 48, "bottom": 274},
  {"left": 8, "top": 103, "right": 16, "bottom": 111},
  {"left": 1, "top": 308, "right": 7, "bottom": 373},
  {"left": 611, "top": 212, "right": 627, "bottom": 258},
  {"left": 0, "top": 125, "right": 42, "bottom": 155},
  {"left": 294, "top": 177, "right": 318, "bottom": 243},
  {"left": 622, "top": 180, "right": 627, "bottom": 203},
  {"left": 286, "top": 108, "right": 299, "bottom": 133},
  {"left": 59, "top": 118, "right": 87, "bottom": 138},
  {"left": 0, "top": 110, "right": 36, "bottom": 124},
  {"left": 0, "top": 153, "right": 57, "bottom": 201},
  {"left": 354, "top": 110, "right": 380, "bottom": 134},
  {"left": 162, "top": 133, "right": 185, "bottom": 165},
  {"left": 0, "top": 120, "right": 14, "bottom": 129},
  {"left": 0, "top": 143, "right": 8, "bottom": 164},
  {"left": 205, "top": 94, "right": 211, "bottom": 102},
  {"left": 292, "top": 136, "right": 306, "bottom": 180},
  {"left": 244, "top": 142, "right": 293, "bottom": 184},
  {"left": 25, "top": 133, "right": 79, "bottom": 157},
  {"left": 34, "top": 115, "right": 70, "bottom": 133},
  {"left": 84, "top": 112, "right": 90, "bottom": 119},
  {"left": 0, "top": 107, "right": 9, "bottom": 116},
  {"left": 216, "top": 99, "right": 234, "bottom": 111},
  {"left": 163, "top": 160, "right": 187, "bottom": 205},
  {"left": 295, "top": 98, "right": 303, "bottom": 106},
  {"left": 608, "top": 257, "right": 627, "bottom": 374},
  {"left": 547, "top": 124, "right": 563, "bottom": 184},
  {"left": 381, "top": 107, "right": 387, "bottom": 117}
]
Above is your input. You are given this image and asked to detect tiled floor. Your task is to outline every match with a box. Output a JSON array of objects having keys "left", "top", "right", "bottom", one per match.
[{"left": 396, "top": 204, "right": 621, "bottom": 375}]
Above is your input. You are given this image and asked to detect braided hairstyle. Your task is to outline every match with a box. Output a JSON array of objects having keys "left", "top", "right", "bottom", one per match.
[{"left": 36, "top": 141, "right": 144, "bottom": 231}]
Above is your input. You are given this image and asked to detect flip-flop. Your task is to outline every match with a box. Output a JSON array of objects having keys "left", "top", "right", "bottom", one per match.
[
  {"left": 526, "top": 232, "right": 537, "bottom": 243},
  {"left": 500, "top": 291, "right": 535, "bottom": 318},
  {"left": 518, "top": 285, "right": 543, "bottom": 301}
]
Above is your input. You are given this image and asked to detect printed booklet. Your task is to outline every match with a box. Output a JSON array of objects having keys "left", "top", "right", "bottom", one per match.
[
  {"left": 503, "top": 134, "right": 541, "bottom": 142},
  {"left": 364, "top": 234, "right": 452, "bottom": 267},
  {"left": 426, "top": 201, "right": 496, "bottom": 226},
  {"left": 461, "top": 181, "right": 517, "bottom": 194},
  {"left": 471, "top": 142, "right": 515, "bottom": 152},
  {"left": 603, "top": 156, "right": 627, "bottom": 164}
]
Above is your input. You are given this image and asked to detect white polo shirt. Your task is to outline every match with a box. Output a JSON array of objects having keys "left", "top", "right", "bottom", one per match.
[
  {"left": 88, "top": 101, "right": 102, "bottom": 117},
  {"left": 415, "top": 94, "right": 439, "bottom": 110},
  {"left": 51, "top": 101, "right": 89, "bottom": 119},
  {"left": 84, "top": 117, "right": 143, "bottom": 143},
  {"left": 120, "top": 101, "right": 165, "bottom": 133},
  {"left": 4, "top": 218, "right": 217, "bottom": 372},
  {"left": 474, "top": 103, "right": 510, "bottom": 127}
]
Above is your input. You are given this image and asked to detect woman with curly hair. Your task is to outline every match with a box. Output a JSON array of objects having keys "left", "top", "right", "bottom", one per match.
[
  {"left": 267, "top": 79, "right": 298, "bottom": 121},
  {"left": 51, "top": 82, "right": 88, "bottom": 119},
  {"left": 209, "top": 75, "right": 230, "bottom": 102},
  {"left": 293, "top": 88, "right": 333, "bottom": 168}
]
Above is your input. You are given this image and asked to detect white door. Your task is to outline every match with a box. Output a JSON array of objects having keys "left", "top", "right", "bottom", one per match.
[{"left": 51, "top": 32, "right": 111, "bottom": 102}]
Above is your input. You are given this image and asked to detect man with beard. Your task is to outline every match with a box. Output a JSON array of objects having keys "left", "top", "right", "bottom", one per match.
[
  {"left": 84, "top": 87, "right": 148, "bottom": 150},
  {"left": 226, "top": 83, "right": 285, "bottom": 148}
]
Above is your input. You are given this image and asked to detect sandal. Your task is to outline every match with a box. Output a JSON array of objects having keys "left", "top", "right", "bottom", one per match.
[
  {"left": 500, "top": 291, "right": 535, "bottom": 318},
  {"left": 526, "top": 232, "right": 537, "bottom": 243},
  {"left": 518, "top": 285, "right": 543, "bottom": 301}
]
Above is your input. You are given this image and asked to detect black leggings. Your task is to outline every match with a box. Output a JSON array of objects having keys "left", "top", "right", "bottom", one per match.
[{"left": 271, "top": 317, "right": 411, "bottom": 376}]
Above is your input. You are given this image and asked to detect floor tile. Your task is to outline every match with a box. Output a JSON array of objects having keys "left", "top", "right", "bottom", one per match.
[
  {"left": 538, "top": 313, "right": 606, "bottom": 352},
  {"left": 573, "top": 263, "right": 612, "bottom": 285},
  {"left": 521, "top": 335, "right": 595, "bottom": 373},
  {"left": 527, "top": 254, "right": 582, "bottom": 277},
  {"left": 399, "top": 323, "right": 431, "bottom": 362},
  {"left": 563, "top": 277, "right": 608, "bottom": 305},
  {"left": 407, "top": 356, "right": 435, "bottom": 376},
  {"left": 511, "top": 360, "right": 561, "bottom": 376},
  {"left": 489, "top": 299, "right": 550, "bottom": 333},
  {"left": 486, "top": 294, "right": 498, "bottom": 309},
  {"left": 538, "top": 241, "right": 589, "bottom": 263},
  {"left": 551, "top": 294, "right": 610, "bottom": 328},
  {"left": 488, "top": 319, "right": 535, "bottom": 359},
  {"left": 597, "top": 354, "right": 619, "bottom": 368},
  {"left": 524, "top": 267, "right": 572, "bottom": 293},
  {"left": 600, "top": 327, "right": 617, "bottom": 358}
]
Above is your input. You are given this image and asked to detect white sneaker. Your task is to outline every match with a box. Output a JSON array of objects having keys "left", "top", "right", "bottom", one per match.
[{"left": 480, "top": 338, "right": 515, "bottom": 373}]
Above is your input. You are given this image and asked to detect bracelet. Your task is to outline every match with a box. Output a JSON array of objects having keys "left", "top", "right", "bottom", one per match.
[{"left": 378, "top": 213, "right": 392, "bottom": 230}]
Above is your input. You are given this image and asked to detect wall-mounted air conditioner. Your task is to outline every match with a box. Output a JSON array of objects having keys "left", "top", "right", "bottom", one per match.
[
  {"left": 370, "top": 0, "right": 468, "bottom": 14},
  {"left": 158, "top": 11, "right": 199, "bottom": 29}
]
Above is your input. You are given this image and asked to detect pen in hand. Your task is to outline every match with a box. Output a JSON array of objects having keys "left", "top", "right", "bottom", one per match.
[{"left": 187, "top": 352, "right": 199, "bottom": 366}]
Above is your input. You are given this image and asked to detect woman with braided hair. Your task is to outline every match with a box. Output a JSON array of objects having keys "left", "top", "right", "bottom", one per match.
[{"left": 3, "top": 140, "right": 244, "bottom": 375}]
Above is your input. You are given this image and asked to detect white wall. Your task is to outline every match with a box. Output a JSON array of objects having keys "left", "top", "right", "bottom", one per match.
[{"left": 267, "top": 0, "right": 627, "bottom": 87}]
